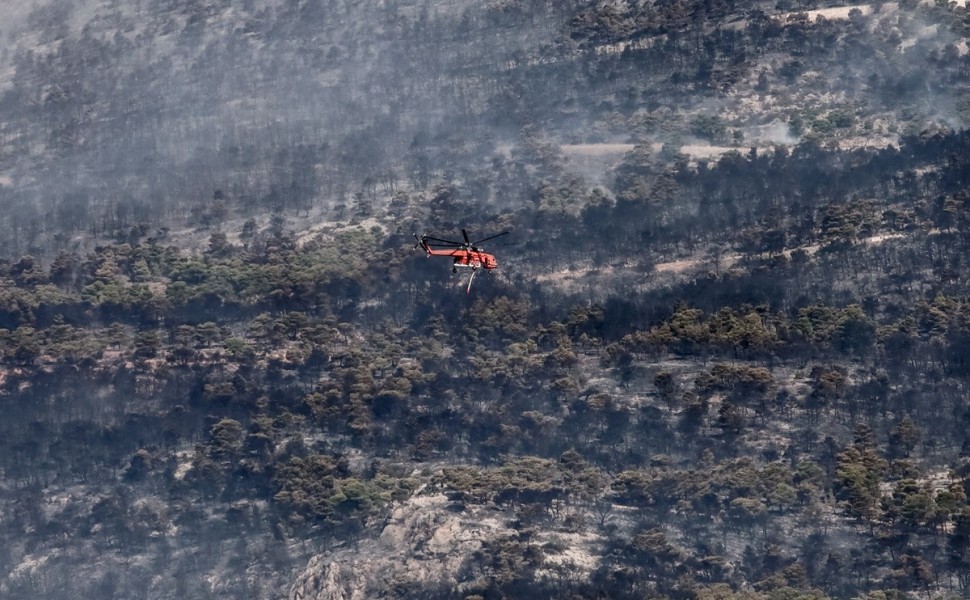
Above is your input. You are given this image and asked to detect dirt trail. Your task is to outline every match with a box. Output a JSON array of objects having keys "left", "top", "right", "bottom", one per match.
[
  {"left": 561, "top": 142, "right": 741, "bottom": 162},
  {"left": 538, "top": 231, "right": 909, "bottom": 289}
]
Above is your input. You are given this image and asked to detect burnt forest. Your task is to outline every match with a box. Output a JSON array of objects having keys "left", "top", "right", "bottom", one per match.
[{"left": 1, "top": 0, "right": 970, "bottom": 598}]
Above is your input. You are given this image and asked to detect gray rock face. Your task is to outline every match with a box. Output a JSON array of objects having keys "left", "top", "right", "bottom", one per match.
[
  {"left": 289, "top": 492, "right": 602, "bottom": 599},
  {"left": 289, "top": 493, "right": 514, "bottom": 599}
]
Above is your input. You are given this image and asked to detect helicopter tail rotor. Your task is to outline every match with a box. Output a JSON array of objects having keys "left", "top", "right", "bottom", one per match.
[{"left": 413, "top": 233, "right": 429, "bottom": 253}]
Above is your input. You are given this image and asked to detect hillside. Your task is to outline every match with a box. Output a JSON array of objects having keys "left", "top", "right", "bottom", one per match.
[{"left": 1, "top": 0, "right": 970, "bottom": 599}]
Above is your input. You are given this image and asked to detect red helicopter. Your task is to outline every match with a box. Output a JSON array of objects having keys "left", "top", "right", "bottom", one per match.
[{"left": 414, "top": 228, "right": 510, "bottom": 293}]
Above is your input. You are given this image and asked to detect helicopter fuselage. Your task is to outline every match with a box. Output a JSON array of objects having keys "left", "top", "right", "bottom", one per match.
[
  {"left": 415, "top": 229, "right": 508, "bottom": 293},
  {"left": 423, "top": 247, "right": 498, "bottom": 270}
]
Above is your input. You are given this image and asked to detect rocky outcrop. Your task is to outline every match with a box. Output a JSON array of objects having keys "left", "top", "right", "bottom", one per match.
[
  {"left": 289, "top": 493, "right": 512, "bottom": 599},
  {"left": 289, "top": 492, "right": 601, "bottom": 599}
]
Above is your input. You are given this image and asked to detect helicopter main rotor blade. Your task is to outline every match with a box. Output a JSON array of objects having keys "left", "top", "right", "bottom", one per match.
[
  {"left": 422, "top": 235, "right": 465, "bottom": 246},
  {"left": 472, "top": 231, "right": 510, "bottom": 245},
  {"left": 462, "top": 229, "right": 471, "bottom": 245}
]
